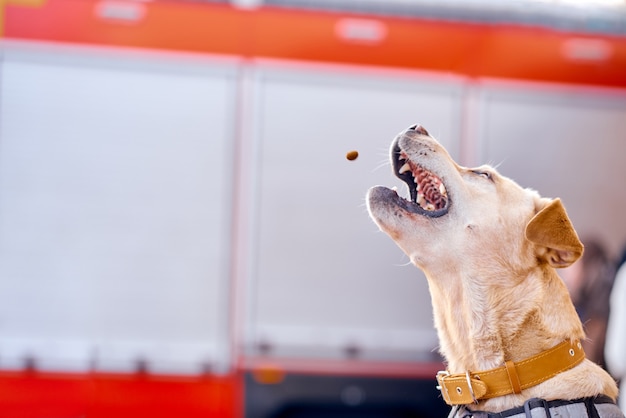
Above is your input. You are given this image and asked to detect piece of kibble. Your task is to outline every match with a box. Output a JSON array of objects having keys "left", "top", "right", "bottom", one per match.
[{"left": 346, "top": 150, "right": 359, "bottom": 161}]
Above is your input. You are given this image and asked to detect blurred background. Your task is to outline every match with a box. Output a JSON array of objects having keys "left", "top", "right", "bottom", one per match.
[{"left": 1, "top": 0, "right": 625, "bottom": 416}]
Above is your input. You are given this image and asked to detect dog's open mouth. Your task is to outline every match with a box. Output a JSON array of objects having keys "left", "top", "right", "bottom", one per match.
[{"left": 392, "top": 142, "right": 449, "bottom": 217}]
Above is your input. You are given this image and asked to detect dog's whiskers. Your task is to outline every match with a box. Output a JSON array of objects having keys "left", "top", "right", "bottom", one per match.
[
  {"left": 489, "top": 159, "right": 506, "bottom": 170},
  {"left": 392, "top": 259, "right": 413, "bottom": 268},
  {"left": 372, "top": 159, "right": 390, "bottom": 173}
]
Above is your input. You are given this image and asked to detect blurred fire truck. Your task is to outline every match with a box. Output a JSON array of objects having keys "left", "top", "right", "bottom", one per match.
[{"left": 1, "top": 0, "right": 625, "bottom": 416}]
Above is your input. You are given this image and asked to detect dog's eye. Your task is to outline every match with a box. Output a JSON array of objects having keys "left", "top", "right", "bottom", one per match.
[{"left": 472, "top": 170, "right": 492, "bottom": 180}]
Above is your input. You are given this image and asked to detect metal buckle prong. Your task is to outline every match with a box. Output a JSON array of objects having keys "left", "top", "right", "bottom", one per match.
[
  {"left": 436, "top": 370, "right": 449, "bottom": 390},
  {"left": 466, "top": 370, "right": 478, "bottom": 404}
]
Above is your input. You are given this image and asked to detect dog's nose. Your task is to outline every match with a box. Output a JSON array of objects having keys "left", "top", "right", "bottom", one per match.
[{"left": 408, "top": 124, "right": 429, "bottom": 136}]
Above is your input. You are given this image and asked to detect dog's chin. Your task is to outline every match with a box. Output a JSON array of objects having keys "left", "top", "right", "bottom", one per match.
[{"left": 368, "top": 186, "right": 449, "bottom": 219}]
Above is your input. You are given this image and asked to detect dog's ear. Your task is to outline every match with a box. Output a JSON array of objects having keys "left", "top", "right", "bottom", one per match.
[{"left": 525, "top": 198, "right": 583, "bottom": 268}]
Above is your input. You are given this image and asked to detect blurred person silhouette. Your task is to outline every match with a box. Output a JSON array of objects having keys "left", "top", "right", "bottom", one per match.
[
  {"left": 561, "top": 237, "right": 615, "bottom": 368},
  {"left": 606, "top": 243, "right": 626, "bottom": 413}
]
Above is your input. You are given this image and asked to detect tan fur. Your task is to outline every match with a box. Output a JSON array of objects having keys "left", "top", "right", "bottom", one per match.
[{"left": 367, "top": 127, "right": 618, "bottom": 413}]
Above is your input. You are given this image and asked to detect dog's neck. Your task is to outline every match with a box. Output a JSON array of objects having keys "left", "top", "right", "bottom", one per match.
[
  {"left": 424, "top": 261, "right": 619, "bottom": 413},
  {"left": 426, "top": 264, "right": 585, "bottom": 375}
]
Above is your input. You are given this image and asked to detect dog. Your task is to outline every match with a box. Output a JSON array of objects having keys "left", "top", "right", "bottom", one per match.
[{"left": 366, "top": 124, "right": 623, "bottom": 417}]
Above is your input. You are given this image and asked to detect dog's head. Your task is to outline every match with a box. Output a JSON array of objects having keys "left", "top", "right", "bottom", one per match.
[{"left": 366, "top": 124, "right": 583, "bottom": 279}]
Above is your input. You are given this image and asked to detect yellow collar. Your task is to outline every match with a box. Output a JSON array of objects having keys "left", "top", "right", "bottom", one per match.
[{"left": 436, "top": 339, "right": 585, "bottom": 405}]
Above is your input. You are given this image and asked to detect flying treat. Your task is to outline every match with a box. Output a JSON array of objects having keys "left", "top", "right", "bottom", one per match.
[{"left": 346, "top": 150, "right": 359, "bottom": 161}]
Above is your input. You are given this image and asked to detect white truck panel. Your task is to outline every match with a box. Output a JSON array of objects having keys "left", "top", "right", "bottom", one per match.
[
  {"left": 244, "top": 65, "right": 464, "bottom": 361},
  {"left": 477, "top": 84, "right": 626, "bottom": 257},
  {"left": 0, "top": 44, "right": 237, "bottom": 374}
]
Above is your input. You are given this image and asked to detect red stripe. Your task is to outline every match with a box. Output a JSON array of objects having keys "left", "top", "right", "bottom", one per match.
[
  {"left": 5, "top": 0, "right": 626, "bottom": 87},
  {"left": 0, "top": 370, "right": 242, "bottom": 418}
]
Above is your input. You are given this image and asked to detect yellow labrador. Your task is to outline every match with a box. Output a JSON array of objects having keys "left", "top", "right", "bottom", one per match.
[{"left": 367, "top": 125, "right": 622, "bottom": 417}]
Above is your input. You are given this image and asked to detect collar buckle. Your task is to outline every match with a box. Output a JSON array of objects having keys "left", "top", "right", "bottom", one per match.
[
  {"left": 436, "top": 370, "right": 451, "bottom": 404},
  {"left": 465, "top": 370, "right": 478, "bottom": 403},
  {"left": 436, "top": 370, "right": 449, "bottom": 390}
]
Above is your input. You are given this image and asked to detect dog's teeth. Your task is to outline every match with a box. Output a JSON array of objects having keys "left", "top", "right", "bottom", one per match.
[
  {"left": 425, "top": 203, "right": 435, "bottom": 211},
  {"left": 391, "top": 186, "right": 398, "bottom": 191},
  {"left": 439, "top": 183, "right": 447, "bottom": 195},
  {"left": 417, "top": 194, "right": 425, "bottom": 206},
  {"left": 399, "top": 163, "right": 411, "bottom": 174}
]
